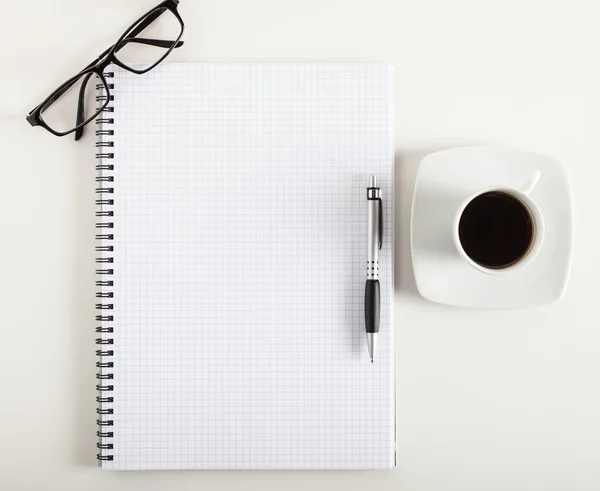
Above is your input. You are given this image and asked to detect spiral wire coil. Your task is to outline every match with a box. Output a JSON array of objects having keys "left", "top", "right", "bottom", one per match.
[{"left": 95, "top": 72, "right": 115, "bottom": 463}]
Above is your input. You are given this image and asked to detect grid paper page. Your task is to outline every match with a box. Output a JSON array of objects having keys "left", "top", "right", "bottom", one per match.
[{"left": 101, "top": 63, "right": 394, "bottom": 470}]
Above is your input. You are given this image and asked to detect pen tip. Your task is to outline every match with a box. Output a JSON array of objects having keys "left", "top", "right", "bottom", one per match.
[{"left": 371, "top": 358, "right": 374, "bottom": 364}]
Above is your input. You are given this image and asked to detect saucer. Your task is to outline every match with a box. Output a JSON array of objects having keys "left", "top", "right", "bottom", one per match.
[{"left": 410, "top": 147, "right": 573, "bottom": 309}]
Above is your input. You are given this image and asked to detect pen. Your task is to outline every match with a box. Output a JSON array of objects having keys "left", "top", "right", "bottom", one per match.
[{"left": 365, "top": 174, "right": 383, "bottom": 363}]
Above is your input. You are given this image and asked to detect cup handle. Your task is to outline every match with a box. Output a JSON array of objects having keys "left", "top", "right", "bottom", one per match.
[{"left": 521, "top": 169, "right": 542, "bottom": 195}]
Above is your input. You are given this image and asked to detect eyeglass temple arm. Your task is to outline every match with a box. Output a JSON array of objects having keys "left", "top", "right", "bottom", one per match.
[
  {"left": 122, "top": 38, "right": 184, "bottom": 49},
  {"left": 74, "top": 37, "right": 183, "bottom": 140}
]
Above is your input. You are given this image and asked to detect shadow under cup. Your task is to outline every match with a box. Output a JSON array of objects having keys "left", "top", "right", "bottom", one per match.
[{"left": 458, "top": 191, "right": 536, "bottom": 270}]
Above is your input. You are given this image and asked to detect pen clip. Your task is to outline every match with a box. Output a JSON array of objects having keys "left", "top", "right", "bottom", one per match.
[{"left": 378, "top": 197, "right": 383, "bottom": 250}]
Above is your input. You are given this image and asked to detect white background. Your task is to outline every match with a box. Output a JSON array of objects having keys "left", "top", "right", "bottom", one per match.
[{"left": 1, "top": 0, "right": 599, "bottom": 490}]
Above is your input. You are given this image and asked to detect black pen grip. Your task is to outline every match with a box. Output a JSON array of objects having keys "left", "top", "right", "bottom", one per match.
[{"left": 364, "top": 279, "right": 380, "bottom": 333}]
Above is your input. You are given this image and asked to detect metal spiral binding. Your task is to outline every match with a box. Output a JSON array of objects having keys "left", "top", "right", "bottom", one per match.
[{"left": 95, "top": 71, "right": 115, "bottom": 463}]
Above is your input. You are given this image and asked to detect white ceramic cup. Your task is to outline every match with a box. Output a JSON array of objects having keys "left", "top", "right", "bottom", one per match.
[{"left": 452, "top": 170, "right": 545, "bottom": 274}]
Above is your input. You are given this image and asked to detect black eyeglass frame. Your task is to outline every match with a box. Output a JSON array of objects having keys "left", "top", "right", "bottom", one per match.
[{"left": 26, "top": 0, "right": 184, "bottom": 139}]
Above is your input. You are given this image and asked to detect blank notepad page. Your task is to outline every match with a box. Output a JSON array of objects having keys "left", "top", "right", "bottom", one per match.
[{"left": 100, "top": 63, "right": 395, "bottom": 470}]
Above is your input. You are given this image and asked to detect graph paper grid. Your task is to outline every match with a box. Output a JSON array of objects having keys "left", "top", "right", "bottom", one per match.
[{"left": 101, "top": 63, "right": 395, "bottom": 470}]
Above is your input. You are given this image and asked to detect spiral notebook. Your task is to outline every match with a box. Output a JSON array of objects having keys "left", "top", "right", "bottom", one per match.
[{"left": 95, "top": 63, "right": 395, "bottom": 470}]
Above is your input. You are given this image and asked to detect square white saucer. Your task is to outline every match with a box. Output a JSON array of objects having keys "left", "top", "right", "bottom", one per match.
[{"left": 410, "top": 147, "right": 574, "bottom": 309}]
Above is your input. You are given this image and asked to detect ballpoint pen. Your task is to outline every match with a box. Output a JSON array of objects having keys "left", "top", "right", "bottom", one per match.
[
  {"left": 365, "top": 174, "right": 383, "bottom": 363},
  {"left": 365, "top": 175, "right": 383, "bottom": 363}
]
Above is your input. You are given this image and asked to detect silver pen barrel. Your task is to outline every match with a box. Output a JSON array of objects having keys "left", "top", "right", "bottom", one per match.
[{"left": 367, "top": 174, "right": 381, "bottom": 279}]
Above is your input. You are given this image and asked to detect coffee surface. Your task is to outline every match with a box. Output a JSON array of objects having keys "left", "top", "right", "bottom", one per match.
[{"left": 458, "top": 191, "right": 534, "bottom": 269}]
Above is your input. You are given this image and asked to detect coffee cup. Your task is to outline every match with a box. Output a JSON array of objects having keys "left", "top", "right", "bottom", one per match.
[{"left": 452, "top": 170, "right": 544, "bottom": 274}]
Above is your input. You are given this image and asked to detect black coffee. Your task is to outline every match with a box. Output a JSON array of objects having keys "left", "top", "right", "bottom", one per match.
[{"left": 458, "top": 191, "right": 534, "bottom": 269}]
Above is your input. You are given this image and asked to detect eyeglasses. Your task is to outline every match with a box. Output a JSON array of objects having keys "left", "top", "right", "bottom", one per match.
[{"left": 26, "top": 0, "right": 184, "bottom": 140}]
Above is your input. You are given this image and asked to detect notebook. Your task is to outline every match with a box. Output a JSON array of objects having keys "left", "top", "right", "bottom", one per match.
[{"left": 95, "top": 63, "right": 395, "bottom": 470}]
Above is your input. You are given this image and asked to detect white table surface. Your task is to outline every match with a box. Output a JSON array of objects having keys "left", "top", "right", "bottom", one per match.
[{"left": 1, "top": 0, "right": 599, "bottom": 490}]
